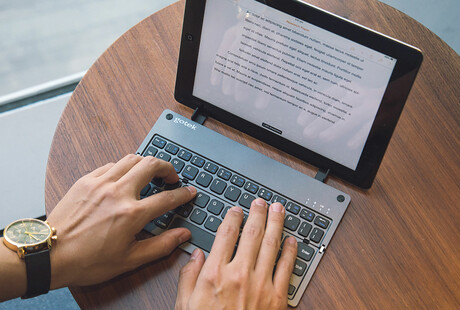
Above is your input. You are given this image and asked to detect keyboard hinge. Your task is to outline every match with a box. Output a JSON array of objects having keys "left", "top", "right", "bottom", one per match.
[
  {"left": 315, "top": 168, "right": 330, "bottom": 183},
  {"left": 319, "top": 244, "right": 326, "bottom": 254},
  {"left": 191, "top": 107, "right": 207, "bottom": 125}
]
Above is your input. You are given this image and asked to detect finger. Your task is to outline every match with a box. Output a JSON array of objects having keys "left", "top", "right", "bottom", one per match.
[
  {"left": 233, "top": 198, "right": 268, "bottom": 267},
  {"left": 206, "top": 206, "right": 243, "bottom": 264},
  {"left": 118, "top": 156, "right": 179, "bottom": 194},
  {"left": 175, "top": 249, "right": 205, "bottom": 309},
  {"left": 128, "top": 228, "right": 191, "bottom": 267},
  {"left": 273, "top": 236, "right": 297, "bottom": 295},
  {"left": 255, "top": 203, "right": 285, "bottom": 276},
  {"left": 137, "top": 186, "right": 197, "bottom": 222},
  {"left": 87, "top": 162, "right": 115, "bottom": 178},
  {"left": 101, "top": 154, "right": 143, "bottom": 182}
]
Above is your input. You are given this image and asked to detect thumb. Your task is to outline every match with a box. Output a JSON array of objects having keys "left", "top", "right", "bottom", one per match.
[
  {"left": 129, "top": 228, "right": 191, "bottom": 267},
  {"left": 175, "top": 249, "right": 205, "bottom": 310}
]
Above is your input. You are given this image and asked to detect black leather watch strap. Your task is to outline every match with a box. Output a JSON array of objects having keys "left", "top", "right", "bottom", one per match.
[{"left": 22, "top": 249, "right": 51, "bottom": 299}]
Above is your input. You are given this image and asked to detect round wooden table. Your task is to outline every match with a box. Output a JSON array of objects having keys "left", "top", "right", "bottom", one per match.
[{"left": 45, "top": 0, "right": 460, "bottom": 308}]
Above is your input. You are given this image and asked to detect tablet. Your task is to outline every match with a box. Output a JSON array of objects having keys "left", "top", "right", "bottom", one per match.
[{"left": 175, "top": 0, "right": 423, "bottom": 188}]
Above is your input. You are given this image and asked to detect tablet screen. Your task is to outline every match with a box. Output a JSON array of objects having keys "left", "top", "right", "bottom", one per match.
[{"left": 192, "top": 0, "right": 396, "bottom": 170}]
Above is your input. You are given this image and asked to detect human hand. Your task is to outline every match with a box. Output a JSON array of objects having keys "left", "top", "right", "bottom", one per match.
[
  {"left": 175, "top": 198, "right": 298, "bottom": 310},
  {"left": 46, "top": 154, "right": 196, "bottom": 289}
]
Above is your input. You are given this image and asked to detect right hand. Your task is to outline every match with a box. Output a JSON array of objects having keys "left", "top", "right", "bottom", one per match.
[{"left": 175, "top": 198, "right": 298, "bottom": 310}]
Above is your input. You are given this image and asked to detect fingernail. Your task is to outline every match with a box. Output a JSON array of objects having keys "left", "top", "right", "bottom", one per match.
[
  {"left": 287, "top": 236, "right": 297, "bottom": 245},
  {"left": 186, "top": 186, "right": 197, "bottom": 195},
  {"left": 190, "top": 248, "right": 200, "bottom": 260},
  {"left": 271, "top": 203, "right": 284, "bottom": 213},
  {"left": 230, "top": 206, "right": 243, "bottom": 214},
  {"left": 254, "top": 198, "right": 266, "bottom": 207}
]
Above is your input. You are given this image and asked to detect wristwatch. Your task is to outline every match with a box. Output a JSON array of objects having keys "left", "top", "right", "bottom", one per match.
[{"left": 3, "top": 218, "right": 57, "bottom": 298}]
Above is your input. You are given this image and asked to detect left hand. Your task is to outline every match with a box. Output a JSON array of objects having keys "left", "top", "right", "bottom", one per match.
[{"left": 46, "top": 154, "right": 196, "bottom": 289}]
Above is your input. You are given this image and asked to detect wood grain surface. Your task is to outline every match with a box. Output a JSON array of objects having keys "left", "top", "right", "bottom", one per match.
[{"left": 45, "top": 0, "right": 460, "bottom": 309}]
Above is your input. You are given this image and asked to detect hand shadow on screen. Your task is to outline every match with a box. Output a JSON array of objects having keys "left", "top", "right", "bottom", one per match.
[
  {"left": 297, "top": 85, "right": 383, "bottom": 150},
  {"left": 210, "top": 11, "right": 271, "bottom": 111}
]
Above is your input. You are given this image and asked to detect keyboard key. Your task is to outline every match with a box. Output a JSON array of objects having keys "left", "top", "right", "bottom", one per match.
[
  {"left": 182, "top": 165, "right": 199, "bottom": 180},
  {"left": 151, "top": 186, "right": 162, "bottom": 195},
  {"left": 204, "top": 162, "right": 219, "bottom": 174},
  {"left": 239, "top": 193, "right": 255, "bottom": 209},
  {"left": 309, "top": 228, "right": 324, "bottom": 243},
  {"left": 293, "top": 259, "right": 307, "bottom": 276},
  {"left": 286, "top": 202, "right": 301, "bottom": 215},
  {"left": 297, "top": 243, "right": 315, "bottom": 261},
  {"left": 169, "top": 217, "right": 215, "bottom": 252},
  {"left": 314, "top": 216, "right": 330, "bottom": 229},
  {"left": 178, "top": 149, "right": 192, "bottom": 161},
  {"left": 298, "top": 222, "right": 312, "bottom": 237},
  {"left": 193, "top": 192, "right": 210, "bottom": 208},
  {"left": 190, "top": 209, "right": 207, "bottom": 225},
  {"left": 204, "top": 216, "right": 222, "bottom": 232},
  {"left": 153, "top": 212, "right": 174, "bottom": 229},
  {"left": 230, "top": 175, "right": 245, "bottom": 187},
  {"left": 208, "top": 199, "right": 224, "bottom": 215},
  {"left": 152, "top": 178, "right": 164, "bottom": 187},
  {"left": 152, "top": 136, "right": 166, "bottom": 148},
  {"left": 224, "top": 186, "right": 242, "bottom": 202},
  {"left": 244, "top": 181, "right": 259, "bottom": 194},
  {"left": 242, "top": 213, "right": 248, "bottom": 227},
  {"left": 175, "top": 204, "right": 193, "bottom": 217},
  {"left": 221, "top": 206, "right": 230, "bottom": 219},
  {"left": 284, "top": 215, "right": 300, "bottom": 231},
  {"left": 300, "top": 209, "right": 315, "bottom": 222},
  {"left": 217, "top": 168, "right": 232, "bottom": 180},
  {"left": 164, "top": 181, "right": 182, "bottom": 190},
  {"left": 272, "top": 195, "right": 287, "bottom": 206},
  {"left": 156, "top": 152, "right": 171, "bottom": 162},
  {"left": 280, "top": 234, "right": 290, "bottom": 249},
  {"left": 191, "top": 155, "right": 205, "bottom": 167},
  {"left": 140, "top": 184, "right": 151, "bottom": 196},
  {"left": 210, "top": 179, "right": 227, "bottom": 195},
  {"left": 258, "top": 188, "right": 273, "bottom": 201},
  {"left": 143, "top": 146, "right": 158, "bottom": 157},
  {"left": 170, "top": 158, "right": 185, "bottom": 173},
  {"left": 165, "top": 143, "right": 179, "bottom": 155},
  {"left": 196, "top": 172, "right": 213, "bottom": 187}
]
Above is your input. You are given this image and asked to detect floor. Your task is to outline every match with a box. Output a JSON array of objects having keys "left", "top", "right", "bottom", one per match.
[
  {"left": 0, "top": 0, "right": 458, "bottom": 99},
  {"left": 0, "top": 0, "right": 458, "bottom": 309}
]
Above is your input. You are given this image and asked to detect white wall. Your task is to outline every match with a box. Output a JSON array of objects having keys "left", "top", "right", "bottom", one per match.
[{"left": 0, "top": 94, "right": 69, "bottom": 229}]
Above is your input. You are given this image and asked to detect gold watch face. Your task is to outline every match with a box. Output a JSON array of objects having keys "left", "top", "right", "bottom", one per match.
[{"left": 3, "top": 219, "right": 51, "bottom": 249}]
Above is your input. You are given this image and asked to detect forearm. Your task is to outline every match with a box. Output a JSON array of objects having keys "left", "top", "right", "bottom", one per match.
[{"left": 0, "top": 237, "right": 27, "bottom": 301}]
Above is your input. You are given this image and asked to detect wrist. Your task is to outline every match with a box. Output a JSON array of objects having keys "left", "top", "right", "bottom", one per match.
[
  {"left": 49, "top": 243, "right": 71, "bottom": 290},
  {"left": 0, "top": 237, "right": 27, "bottom": 301}
]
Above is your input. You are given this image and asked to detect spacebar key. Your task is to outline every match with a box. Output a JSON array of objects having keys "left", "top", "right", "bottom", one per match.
[{"left": 169, "top": 217, "right": 215, "bottom": 253}]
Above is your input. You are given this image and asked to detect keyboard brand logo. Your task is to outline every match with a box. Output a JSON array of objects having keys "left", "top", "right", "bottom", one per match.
[{"left": 174, "top": 117, "right": 197, "bottom": 130}]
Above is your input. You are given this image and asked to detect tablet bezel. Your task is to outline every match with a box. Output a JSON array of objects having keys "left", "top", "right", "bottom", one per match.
[{"left": 174, "top": 0, "right": 423, "bottom": 189}]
